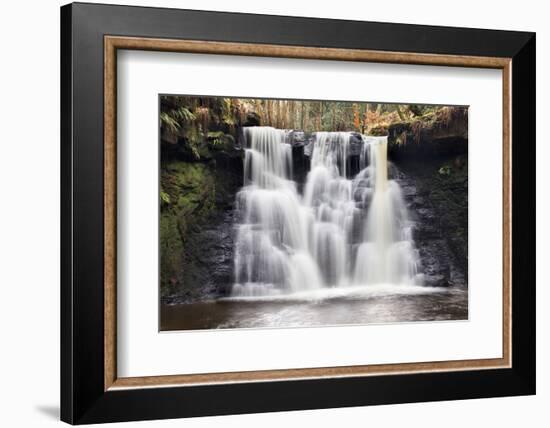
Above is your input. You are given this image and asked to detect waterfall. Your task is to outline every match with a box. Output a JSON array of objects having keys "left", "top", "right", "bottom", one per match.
[
  {"left": 353, "top": 137, "right": 421, "bottom": 285},
  {"left": 232, "top": 127, "right": 422, "bottom": 297}
]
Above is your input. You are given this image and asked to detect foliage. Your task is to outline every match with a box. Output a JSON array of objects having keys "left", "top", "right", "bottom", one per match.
[
  {"left": 160, "top": 190, "right": 171, "bottom": 205},
  {"left": 160, "top": 161, "right": 217, "bottom": 294},
  {"left": 438, "top": 165, "right": 452, "bottom": 176},
  {"left": 207, "top": 131, "right": 227, "bottom": 147},
  {"left": 161, "top": 95, "right": 242, "bottom": 160},
  {"left": 221, "top": 98, "right": 237, "bottom": 127},
  {"left": 160, "top": 112, "right": 180, "bottom": 134},
  {"left": 173, "top": 106, "right": 196, "bottom": 122},
  {"left": 160, "top": 95, "right": 462, "bottom": 158},
  {"left": 161, "top": 106, "right": 196, "bottom": 134}
]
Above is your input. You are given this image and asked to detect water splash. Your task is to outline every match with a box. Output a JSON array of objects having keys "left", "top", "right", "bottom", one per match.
[{"left": 232, "top": 127, "right": 422, "bottom": 297}]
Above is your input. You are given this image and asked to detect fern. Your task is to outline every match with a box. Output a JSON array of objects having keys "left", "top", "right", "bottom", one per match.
[
  {"left": 190, "top": 145, "right": 201, "bottom": 159},
  {"left": 173, "top": 106, "right": 196, "bottom": 123},
  {"left": 160, "top": 107, "right": 195, "bottom": 137},
  {"left": 160, "top": 112, "right": 180, "bottom": 134},
  {"left": 221, "top": 98, "right": 236, "bottom": 126},
  {"left": 160, "top": 191, "right": 171, "bottom": 205},
  {"left": 207, "top": 131, "right": 234, "bottom": 147},
  {"left": 207, "top": 131, "right": 225, "bottom": 139}
]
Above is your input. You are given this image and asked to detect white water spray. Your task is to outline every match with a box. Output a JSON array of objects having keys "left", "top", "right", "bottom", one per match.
[{"left": 232, "top": 127, "right": 422, "bottom": 297}]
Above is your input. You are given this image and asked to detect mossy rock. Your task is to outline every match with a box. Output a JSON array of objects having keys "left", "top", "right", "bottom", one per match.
[
  {"left": 387, "top": 106, "right": 468, "bottom": 158},
  {"left": 369, "top": 125, "right": 388, "bottom": 136},
  {"left": 160, "top": 161, "right": 217, "bottom": 294},
  {"left": 160, "top": 214, "right": 185, "bottom": 294}
]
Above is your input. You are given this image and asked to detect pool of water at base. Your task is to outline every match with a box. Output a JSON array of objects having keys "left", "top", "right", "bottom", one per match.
[{"left": 160, "top": 285, "right": 468, "bottom": 331}]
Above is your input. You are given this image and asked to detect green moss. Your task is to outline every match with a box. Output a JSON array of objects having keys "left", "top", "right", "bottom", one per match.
[
  {"left": 160, "top": 214, "right": 185, "bottom": 293},
  {"left": 160, "top": 160, "right": 217, "bottom": 294}
]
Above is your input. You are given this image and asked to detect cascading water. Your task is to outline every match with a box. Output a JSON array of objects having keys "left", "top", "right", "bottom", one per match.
[
  {"left": 353, "top": 137, "right": 422, "bottom": 285},
  {"left": 232, "top": 126, "right": 422, "bottom": 297}
]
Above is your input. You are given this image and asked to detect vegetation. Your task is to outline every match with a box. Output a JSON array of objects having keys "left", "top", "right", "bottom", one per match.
[
  {"left": 160, "top": 95, "right": 462, "bottom": 158},
  {"left": 160, "top": 161, "right": 217, "bottom": 294},
  {"left": 161, "top": 96, "right": 242, "bottom": 160}
]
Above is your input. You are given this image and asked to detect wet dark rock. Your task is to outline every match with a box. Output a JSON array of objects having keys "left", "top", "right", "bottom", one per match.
[
  {"left": 243, "top": 111, "right": 261, "bottom": 127},
  {"left": 286, "top": 130, "right": 308, "bottom": 146},
  {"left": 423, "top": 274, "right": 450, "bottom": 288},
  {"left": 394, "top": 155, "right": 468, "bottom": 288},
  {"left": 160, "top": 153, "right": 243, "bottom": 304},
  {"left": 399, "top": 184, "right": 417, "bottom": 198},
  {"left": 348, "top": 132, "right": 364, "bottom": 156},
  {"left": 181, "top": 209, "right": 236, "bottom": 300},
  {"left": 291, "top": 145, "right": 311, "bottom": 186}
]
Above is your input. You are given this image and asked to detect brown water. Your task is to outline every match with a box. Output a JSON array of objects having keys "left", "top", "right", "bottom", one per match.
[{"left": 160, "top": 285, "right": 468, "bottom": 331}]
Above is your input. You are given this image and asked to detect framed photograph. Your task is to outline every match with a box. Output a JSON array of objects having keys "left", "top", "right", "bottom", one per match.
[{"left": 61, "top": 2, "right": 535, "bottom": 424}]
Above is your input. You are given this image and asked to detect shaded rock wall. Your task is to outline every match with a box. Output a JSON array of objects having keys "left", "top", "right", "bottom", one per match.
[
  {"left": 374, "top": 107, "right": 469, "bottom": 287},
  {"left": 160, "top": 152, "right": 242, "bottom": 303},
  {"left": 393, "top": 157, "right": 468, "bottom": 288}
]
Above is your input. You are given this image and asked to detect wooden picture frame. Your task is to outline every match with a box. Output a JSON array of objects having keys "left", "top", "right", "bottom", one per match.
[{"left": 61, "top": 2, "right": 535, "bottom": 424}]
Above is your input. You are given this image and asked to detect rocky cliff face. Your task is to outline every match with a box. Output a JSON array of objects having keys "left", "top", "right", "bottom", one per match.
[
  {"left": 384, "top": 107, "right": 469, "bottom": 287},
  {"left": 393, "top": 157, "right": 468, "bottom": 288},
  {"left": 160, "top": 151, "right": 242, "bottom": 303}
]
